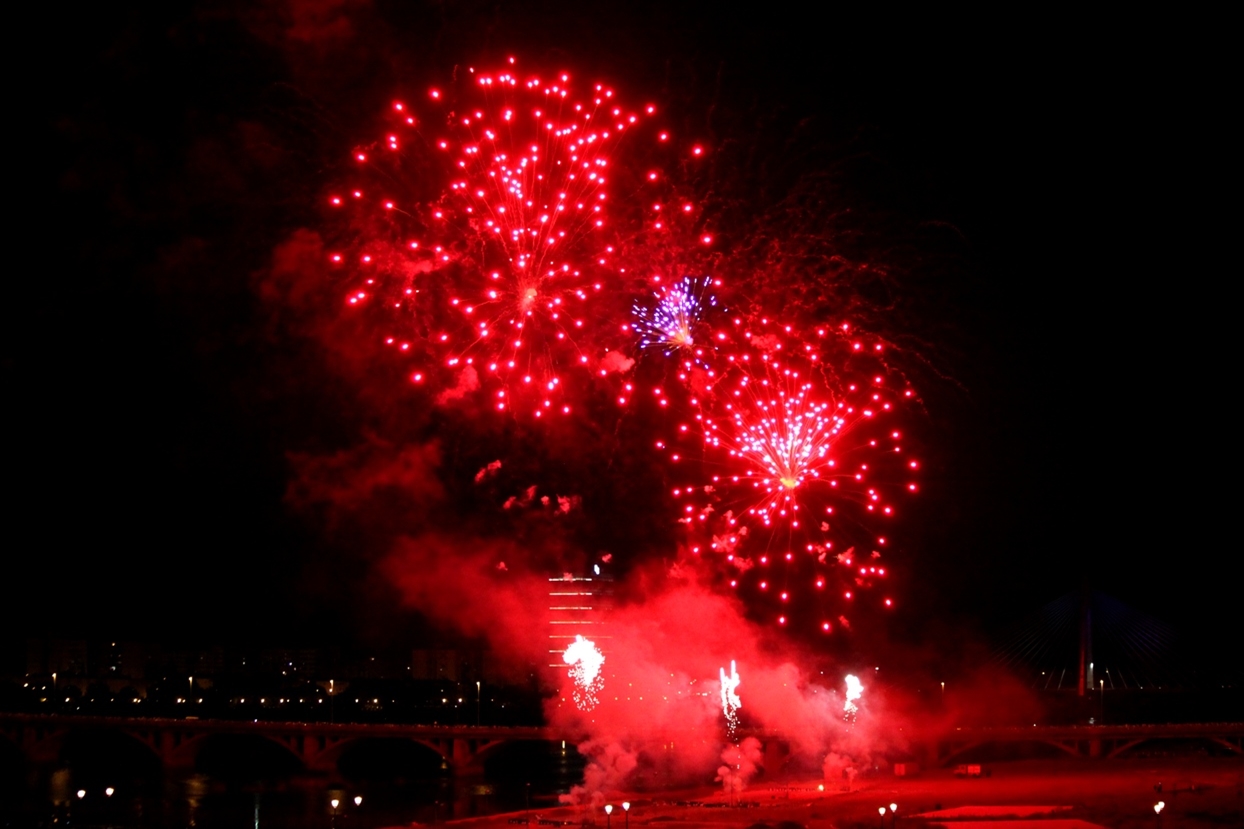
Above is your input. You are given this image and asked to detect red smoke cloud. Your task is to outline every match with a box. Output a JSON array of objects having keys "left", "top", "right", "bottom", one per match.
[
  {"left": 284, "top": 428, "right": 907, "bottom": 793},
  {"left": 287, "top": 437, "right": 443, "bottom": 518},
  {"left": 381, "top": 534, "right": 550, "bottom": 675},
  {"left": 540, "top": 566, "right": 901, "bottom": 788},
  {"left": 383, "top": 536, "right": 907, "bottom": 793}
]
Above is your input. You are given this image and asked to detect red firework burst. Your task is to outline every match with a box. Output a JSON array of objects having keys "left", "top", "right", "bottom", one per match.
[
  {"left": 663, "top": 319, "right": 918, "bottom": 632},
  {"left": 325, "top": 60, "right": 667, "bottom": 417}
]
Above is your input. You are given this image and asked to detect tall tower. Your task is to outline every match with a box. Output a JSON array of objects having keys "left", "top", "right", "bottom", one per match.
[
  {"left": 1077, "top": 582, "right": 1093, "bottom": 696},
  {"left": 547, "top": 572, "right": 613, "bottom": 670}
]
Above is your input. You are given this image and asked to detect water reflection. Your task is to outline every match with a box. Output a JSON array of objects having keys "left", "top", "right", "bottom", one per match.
[{"left": 6, "top": 739, "right": 586, "bottom": 827}]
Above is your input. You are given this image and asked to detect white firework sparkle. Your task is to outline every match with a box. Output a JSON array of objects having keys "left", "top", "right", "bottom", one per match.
[
  {"left": 720, "top": 659, "right": 741, "bottom": 737},
  {"left": 843, "top": 673, "right": 863, "bottom": 722},
  {"left": 563, "top": 634, "right": 605, "bottom": 710}
]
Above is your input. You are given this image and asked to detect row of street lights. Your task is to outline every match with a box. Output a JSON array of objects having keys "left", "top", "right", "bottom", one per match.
[
  {"left": 329, "top": 794, "right": 363, "bottom": 826},
  {"left": 603, "top": 801, "right": 631, "bottom": 829},
  {"left": 609, "top": 797, "right": 902, "bottom": 827}
]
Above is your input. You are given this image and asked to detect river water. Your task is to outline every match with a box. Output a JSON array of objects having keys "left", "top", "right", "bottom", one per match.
[{"left": 5, "top": 740, "right": 587, "bottom": 828}]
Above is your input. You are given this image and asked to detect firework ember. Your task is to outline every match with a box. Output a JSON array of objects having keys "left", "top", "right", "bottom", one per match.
[
  {"left": 664, "top": 331, "right": 915, "bottom": 632},
  {"left": 563, "top": 634, "right": 606, "bottom": 710},
  {"left": 328, "top": 60, "right": 663, "bottom": 417},
  {"left": 631, "top": 275, "right": 719, "bottom": 366},
  {"left": 843, "top": 673, "right": 863, "bottom": 721},
  {"left": 715, "top": 375, "right": 845, "bottom": 525},
  {"left": 719, "top": 659, "right": 741, "bottom": 737},
  {"left": 434, "top": 69, "right": 631, "bottom": 395}
]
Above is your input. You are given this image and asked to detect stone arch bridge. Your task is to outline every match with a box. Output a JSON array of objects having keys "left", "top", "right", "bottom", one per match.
[
  {"left": 4, "top": 713, "right": 1241, "bottom": 777},
  {"left": 0, "top": 713, "right": 560, "bottom": 776},
  {"left": 927, "top": 722, "right": 1244, "bottom": 766}
]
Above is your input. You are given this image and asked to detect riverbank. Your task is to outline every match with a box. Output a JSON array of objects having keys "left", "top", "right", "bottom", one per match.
[{"left": 429, "top": 757, "right": 1243, "bottom": 829}]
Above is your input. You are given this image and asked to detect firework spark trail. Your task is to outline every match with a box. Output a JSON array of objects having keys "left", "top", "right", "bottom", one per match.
[
  {"left": 719, "top": 659, "right": 741, "bottom": 737},
  {"left": 631, "top": 275, "right": 719, "bottom": 367},
  {"left": 705, "top": 355, "right": 906, "bottom": 536},
  {"left": 662, "top": 335, "right": 914, "bottom": 632},
  {"left": 843, "top": 673, "right": 863, "bottom": 722},
  {"left": 436, "top": 68, "right": 636, "bottom": 397},
  {"left": 328, "top": 59, "right": 666, "bottom": 417},
  {"left": 563, "top": 634, "right": 605, "bottom": 710},
  {"left": 718, "top": 376, "right": 845, "bottom": 526}
]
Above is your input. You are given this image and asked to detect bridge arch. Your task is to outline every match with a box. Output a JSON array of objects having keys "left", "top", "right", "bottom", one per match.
[
  {"left": 168, "top": 732, "right": 305, "bottom": 782},
  {"left": 27, "top": 726, "right": 163, "bottom": 792},
  {"left": 941, "top": 738, "right": 1080, "bottom": 765},
  {"left": 1108, "top": 736, "right": 1244, "bottom": 760},
  {"left": 476, "top": 738, "right": 587, "bottom": 781},
  {"left": 314, "top": 736, "right": 451, "bottom": 782}
]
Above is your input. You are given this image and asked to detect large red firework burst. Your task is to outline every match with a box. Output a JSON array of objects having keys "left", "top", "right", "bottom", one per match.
[{"left": 324, "top": 60, "right": 672, "bottom": 417}]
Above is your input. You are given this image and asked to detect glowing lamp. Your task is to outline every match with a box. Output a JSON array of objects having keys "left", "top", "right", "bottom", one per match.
[
  {"left": 106, "top": 787, "right": 115, "bottom": 797},
  {"left": 605, "top": 805, "right": 613, "bottom": 815},
  {"left": 331, "top": 799, "right": 340, "bottom": 810},
  {"left": 622, "top": 802, "right": 630, "bottom": 811},
  {"left": 878, "top": 807, "right": 887, "bottom": 816},
  {"left": 354, "top": 796, "right": 363, "bottom": 806},
  {"left": 1155, "top": 802, "right": 1165, "bottom": 814},
  {"left": 77, "top": 790, "right": 86, "bottom": 799},
  {"left": 889, "top": 803, "right": 897, "bottom": 812}
]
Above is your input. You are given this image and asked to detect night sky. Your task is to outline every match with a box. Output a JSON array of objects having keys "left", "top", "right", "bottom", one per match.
[{"left": 5, "top": 2, "right": 1233, "bottom": 671}]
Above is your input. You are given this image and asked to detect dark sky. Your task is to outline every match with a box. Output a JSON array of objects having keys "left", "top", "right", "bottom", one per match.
[{"left": 4, "top": 2, "right": 1233, "bottom": 666}]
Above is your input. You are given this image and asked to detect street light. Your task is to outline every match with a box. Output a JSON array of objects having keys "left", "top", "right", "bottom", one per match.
[
  {"left": 889, "top": 802, "right": 897, "bottom": 828},
  {"left": 106, "top": 787, "right": 115, "bottom": 797},
  {"left": 605, "top": 803, "right": 613, "bottom": 829},
  {"left": 878, "top": 806, "right": 887, "bottom": 828},
  {"left": 477, "top": 680, "right": 482, "bottom": 726},
  {"left": 354, "top": 796, "right": 363, "bottom": 807},
  {"left": 622, "top": 801, "right": 630, "bottom": 829}
]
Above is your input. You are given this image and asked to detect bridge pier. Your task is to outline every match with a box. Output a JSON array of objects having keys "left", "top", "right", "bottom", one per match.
[{"left": 301, "top": 733, "right": 348, "bottom": 773}]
